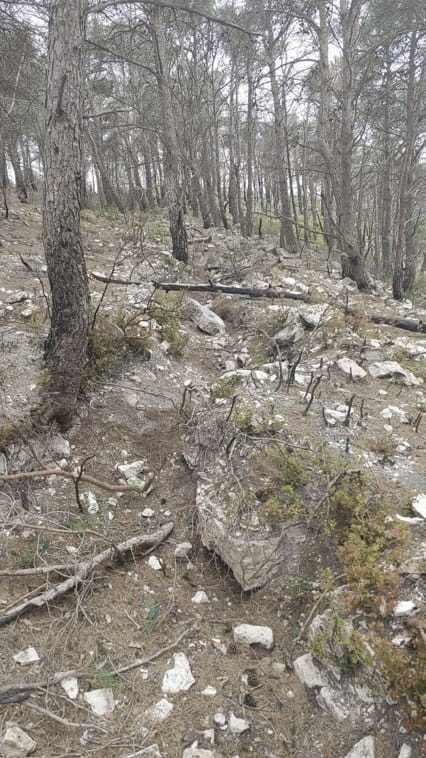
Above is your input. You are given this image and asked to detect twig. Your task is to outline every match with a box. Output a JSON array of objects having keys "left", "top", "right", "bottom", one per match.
[
  {"left": 0, "top": 524, "right": 174, "bottom": 627},
  {"left": 74, "top": 454, "right": 96, "bottom": 512},
  {"left": 0, "top": 468, "right": 133, "bottom": 493},
  {"left": 19, "top": 255, "right": 51, "bottom": 319},
  {"left": 114, "top": 625, "right": 193, "bottom": 675},
  {"left": 303, "top": 376, "right": 322, "bottom": 416},
  {"left": 344, "top": 395, "right": 356, "bottom": 427}
]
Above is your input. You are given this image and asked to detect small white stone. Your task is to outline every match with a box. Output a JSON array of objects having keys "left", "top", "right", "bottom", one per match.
[
  {"left": 192, "top": 591, "right": 209, "bottom": 605},
  {"left": 161, "top": 653, "right": 195, "bottom": 694},
  {"left": 144, "top": 698, "right": 174, "bottom": 724},
  {"left": 201, "top": 686, "right": 217, "bottom": 696},
  {"left": 175, "top": 542, "right": 192, "bottom": 559},
  {"left": 182, "top": 744, "right": 216, "bottom": 758},
  {"left": 229, "top": 712, "right": 250, "bottom": 735},
  {"left": 398, "top": 745, "right": 412, "bottom": 758},
  {"left": 84, "top": 688, "right": 115, "bottom": 717},
  {"left": 82, "top": 491, "right": 99, "bottom": 515},
  {"left": 142, "top": 508, "right": 155, "bottom": 518},
  {"left": 61, "top": 676, "right": 79, "bottom": 700},
  {"left": 233, "top": 624, "right": 273, "bottom": 650},
  {"left": 13, "top": 647, "right": 40, "bottom": 666},
  {"left": 345, "top": 736, "right": 375, "bottom": 758},
  {"left": 412, "top": 494, "right": 426, "bottom": 519},
  {"left": 0, "top": 726, "right": 36, "bottom": 757},
  {"left": 148, "top": 556, "right": 162, "bottom": 571},
  {"left": 393, "top": 600, "right": 416, "bottom": 617},
  {"left": 336, "top": 358, "right": 366, "bottom": 379},
  {"left": 213, "top": 712, "right": 227, "bottom": 728},
  {"left": 293, "top": 653, "right": 325, "bottom": 689},
  {"left": 117, "top": 460, "right": 145, "bottom": 480}
]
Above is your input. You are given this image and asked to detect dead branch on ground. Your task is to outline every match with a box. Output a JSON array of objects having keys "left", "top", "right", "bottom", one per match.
[{"left": 0, "top": 523, "right": 174, "bottom": 627}]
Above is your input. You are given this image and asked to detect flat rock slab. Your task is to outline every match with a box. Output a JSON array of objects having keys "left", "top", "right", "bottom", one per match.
[
  {"left": 0, "top": 726, "right": 36, "bottom": 757},
  {"left": 197, "top": 480, "right": 307, "bottom": 591}
]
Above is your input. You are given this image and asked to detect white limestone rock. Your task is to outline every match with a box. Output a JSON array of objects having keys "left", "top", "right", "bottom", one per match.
[
  {"left": 233, "top": 624, "right": 273, "bottom": 650},
  {"left": 393, "top": 600, "right": 417, "bottom": 617},
  {"left": 345, "top": 736, "right": 375, "bottom": 758},
  {"left": 162, "top": 653, "right": 195, "bottom": 694},
  {"left": 398, "top": 746, "right": 412, "bottom": 758},
  {"left": 293, "top": 653, "right": 326, "bottom": 689},
  {"left": 84, "top": 688, "right": 115, "bottom": 717},
  {"left": 144, "top": 699, "right": 174, "bottom": 724},
  {"left": 187, "top": 299, "right": 226, "bottom": 336},
  {"left": 0, "top": 726, "right": 36, "bottom": 757},
  {"left": 229, "top": 712, "right": 250, "bottom": 735},
  {"left": 368, "top": 361, "right": 422, "bottom": 386},
  {"left": 175, "top": 542, "right": 192, "bottom": 559},
  {"left": 192, "top": 591, "right": 209, "bottom": 605},
  {"left": 412, "top": 494, "right": 426, "bottom": 519},
  {"left": 117, "top": 460, "right": 145, "bottom": 480},
  {"left": 60, "top": 676, "right": 79, "bottom": 700},
  {"left": 317, "top": 686, "right": 351, "bottom": 722},
  {"left": 336, "top": 358, "right": 366, "bottom": 380},
  {"left": 13, "top": 648, "right": 40, "bottom": 666}
]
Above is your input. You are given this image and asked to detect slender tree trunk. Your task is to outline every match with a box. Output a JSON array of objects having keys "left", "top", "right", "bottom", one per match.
[
  {"left": 381, "top": 51, "right": 393, "bottom": 277},
  {"left": 266, "top": 30, "right": 298, "bottom": 253},
  {"left": 42, "top": 0, "right": 90, "bottom": 429},
  {"left": 151, "top": 8, "right": 188, "bottom": 262},
  {"left": 8, "top": 139, "right": 28, "bottom": 201},
  {"left": 245, "top": 53, "right": 255, "bottom": 237}
]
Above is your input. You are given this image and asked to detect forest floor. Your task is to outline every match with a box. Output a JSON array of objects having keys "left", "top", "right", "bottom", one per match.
[{"left": 0, "top": 199, "right": 425, "bottom": 758}]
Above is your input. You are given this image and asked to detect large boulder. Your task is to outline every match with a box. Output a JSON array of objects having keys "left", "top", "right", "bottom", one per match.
[{"left": 196, "top": 479, "right": 307, "bottom": 591}]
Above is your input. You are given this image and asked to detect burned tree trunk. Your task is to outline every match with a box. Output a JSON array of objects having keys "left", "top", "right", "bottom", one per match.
[{"left": 42, "top": 0, "right": 90, "bottom": 429}]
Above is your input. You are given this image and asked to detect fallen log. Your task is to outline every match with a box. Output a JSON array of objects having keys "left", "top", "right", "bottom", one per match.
[
  {"left": 90, "top": 272, "right": 310, "bottom": 302},
  {"left": 368, "top": 314, "right": 426, "bottom": 334},
  {"left": 154, "top": 280, "right": 310, "bottom": 302},
  {"left": 0, "top": 523, "right": 174, "bottom": 628}
]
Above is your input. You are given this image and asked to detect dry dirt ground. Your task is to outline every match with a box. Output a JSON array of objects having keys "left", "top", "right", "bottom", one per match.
[{"left": 0, "top": 199, "right": 425, "bottom": 758}]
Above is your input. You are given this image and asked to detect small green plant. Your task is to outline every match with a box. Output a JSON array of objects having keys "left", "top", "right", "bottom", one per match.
[
  {"left": 235, "top": 404, "right": 255, "bottom": 433},
  {"left": 211, "top": 374, "right": 242, "bottom": 400}
]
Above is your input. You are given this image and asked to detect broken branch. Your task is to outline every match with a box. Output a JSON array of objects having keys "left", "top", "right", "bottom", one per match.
[{"left": 0, "top": 523, "right": 174, "bottom": 628}]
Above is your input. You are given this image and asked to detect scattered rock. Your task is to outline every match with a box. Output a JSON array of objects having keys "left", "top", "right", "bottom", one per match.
[
  {"left": 50, "top": 435, "right": 71, "bottom": 459},
  {"left": 144, "top": 698, "right": 174, "bottom": 724},
  {"left": 182, "top": 745, "right": 218, "bottom": 758},
  {"left": 197, "top": 480, "right": 307, "bottom": 590},
  {"left": 336, "top": 357, "right": 366, "bottom": 379},
  {"left": 213, "top": 712, "right": 227, "bottom": 728},
  {"left": 13, "top": 647, "right": 40, "bottom": 666},
  {"left": 81, "top": 490, "right": 99, "bottom": 515},
  {"left": 175, "top": 542, "right": 192, "bottom": 559},
  {"left": 229, "top": 712, "right": 250, "bottom": 735},
  {"left": 0, "top": 726, "right": 36, "bottom": 757},
  {"left": 298, "top": 304, "right": 329, "bottom": 329},
  {"left": 124, "top": 747, "right": 162, "bottom": 758},
  {"left": 293, "top": 653, "right": 326, "bottom": 689},
  {"left": 141, "top": 508, "right": 155, "bottom": 518},
  {"left": 201, "top": 686, "right": 217, "bottom": 697},
  {"left": 192, "top": 591, "right": 209, "bottom": 604},
  {"left": 117, "top": 460, "right": 145, "bottom": 480},
  {"left": 381, "top": 406, "right": 409, "bottom": 424},
  {"left": 398, "top": 746, "right": 412, "bottom": 758},
  {"left": 273, "top": 322, "right": 305, "bottom": 348},
  {"left": 412, "top": 493, "right": 426, "bottom": 519},
  {"left": 233, "top": 624, "right": 274, "bottom": 650},
  {"left": 162, "top": 653, "right": 195, "bottom": 694},
  {"left": 393, "top": 600, "right": 417, "bottom": 617},
  {"left": 84, "top": 688, "right": 115, "bottom": 717},
  {"left": 368, "top": 361, "right": 422, "bottom": 386},
  {"left": 317, "top": 686, "right": 351, "bottom": 722},
  {"left": 187, "top": 299, "right": 226, "bottom": 336},
  {"left": 61, "top": 676, "right": 79, "bottom": 700},
  {"left": 345, "top": 736, "right": 375, "bottom": 758},
  {"left": 148, "top": 556, "right": 162, "bottom": 571}
]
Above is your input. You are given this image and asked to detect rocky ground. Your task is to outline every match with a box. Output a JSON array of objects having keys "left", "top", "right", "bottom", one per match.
[{"left": 0, "top": 200, "right": 425, "bottom": 758}]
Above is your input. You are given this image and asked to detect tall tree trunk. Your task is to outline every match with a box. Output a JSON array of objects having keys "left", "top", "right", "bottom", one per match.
[
  {"left": 381, "top": 50, "right": 393, "bottom": 277},
  {"left": 151, "top": 8, "right": 188, "bottom": 262},
  {"left": 266, "top": 30, "right": 298, "bottom": 254},
  {"left": 245, "top": 53, "right": 255, "bottom": 237},
  {"left": 337, "top": 0, "right": 369, "bottom": 288},
  {"left": 42, "top": 0, "right": 90, "bottom": 429}
]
